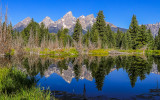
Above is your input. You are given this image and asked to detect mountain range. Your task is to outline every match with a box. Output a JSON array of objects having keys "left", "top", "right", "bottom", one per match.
[
  {"left": 13, "top": 11, "right": 127, "bottom": 35},
  {"left": 13, "top": 11, "right": 160, "bottom": 36}
]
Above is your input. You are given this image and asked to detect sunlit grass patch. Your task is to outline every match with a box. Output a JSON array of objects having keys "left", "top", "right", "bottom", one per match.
[
  {"left": 145, "top": 50, "right": 160, "bottom": 55},
  {"left": 118, "top": 49, "right": 144, "bottom": 53},
  {"left": 88, "top": 49, "right": 109, "bottom": 55}
]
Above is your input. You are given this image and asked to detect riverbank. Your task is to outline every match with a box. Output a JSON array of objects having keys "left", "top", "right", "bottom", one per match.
[
  {"left": 0, "top": 67, "right": 52, "bottom": 100},
  {"left": 2, "top": 47, "right": 160, "bottom": 58}
]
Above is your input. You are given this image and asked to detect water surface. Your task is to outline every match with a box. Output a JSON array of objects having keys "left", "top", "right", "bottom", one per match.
[{"left": 2, "top": 55, "right": 160, "bottom": 99}]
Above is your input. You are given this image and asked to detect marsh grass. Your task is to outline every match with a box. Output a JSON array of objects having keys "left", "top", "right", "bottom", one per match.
[
  {"left": 0, "top": 67, "right": 51, "bottom": 100},
  {"left": 38, "top": 48, "right": 79, "bottom": 58},
  {"left": 88, "top": 49, "right": 109, "bottom": 55},
  {"left": 118, "top": 49, "right": 144, "bottom": 54},
  {"left": 145, "top": 50, "right": 160, "bottom": 55}
]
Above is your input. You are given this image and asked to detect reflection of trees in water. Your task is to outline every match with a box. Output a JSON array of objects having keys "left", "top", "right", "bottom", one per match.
[
  {"left": 115, "top": 56, "right": 153, "bottom": 87},
  {"left": 1, "top": 55, "right": 160, "bottom": 91},
  {"left": 127, "top": 56, "right": 149, "bottom": 87},
  {"left": 83, "top": 56, "right": 116, "bottom": 91},
  {"left": 94, "top": 57, "right": 115, "bottom": 90},
  {"left": 73, "top": 56, "right": 83, "bottom": 81},
  {"left": 86, "top": 56, "right": 154, "bottom": 90},
  {"left": 153, "top": 56, "right": 160, "bottom": 72},
  {"left": 57, "top": 59, "right": 69, "bottom": 74},
  {"left": 21, "top": 56, "right": 53, "bottom": 77}
]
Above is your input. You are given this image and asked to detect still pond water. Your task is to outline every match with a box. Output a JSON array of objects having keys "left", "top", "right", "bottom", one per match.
[{"left": 2, "top": 55, "right": 160, "bottom": 100}]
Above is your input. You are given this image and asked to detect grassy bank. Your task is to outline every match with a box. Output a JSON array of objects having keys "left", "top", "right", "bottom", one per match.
[
  {"left": 25, "top": 47, "right": 79, "bottom": 58},
  {"left": 0, "top": 67, "right": 51, "bottom": 100},
  {"left": 88, "top": 49, "right": 109, "bottom": 56},
  {"left": 145, "top": 50, "right": 160, "bottom": 55},
  {"left": 5, "top": 47, "right": 160, "bottom": 57}
]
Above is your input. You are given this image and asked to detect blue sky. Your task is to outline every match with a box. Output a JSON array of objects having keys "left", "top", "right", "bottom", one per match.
[{"left": 1, "top": 0, "right": 160, "bottom": 29}]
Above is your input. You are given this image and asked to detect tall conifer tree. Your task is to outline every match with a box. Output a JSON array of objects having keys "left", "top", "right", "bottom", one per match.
[
  {"left": 116, "top": 28, "right": 122, "bottom": 49},
  {"left": 146, "top": 29, "right": 154, "bottom": 49},
  {"left": 136, "top": 25, "right": 147, "bottom": 48},
  {"left": 95, "top": 11, "right": 107, "bottom": 48},
  {"left": 128, "top": 15, "right": 139, "bottom": 49},
  {"left": 155, "top": 28, "right": 160, "bottom": 50},
  {"left": 72, "top": 19, "right": 82, "bottom": 43}
]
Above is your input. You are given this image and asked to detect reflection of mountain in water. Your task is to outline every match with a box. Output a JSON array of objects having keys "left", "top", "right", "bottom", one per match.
[
  {"left": 44, "top": 61, "right": 117, "bottom": 84},
  {"left": 151, "top": 63, "right": 160, "bottom": 75},
  {"left": 44, "top": 63, "right": 93, "bottom": 83}
]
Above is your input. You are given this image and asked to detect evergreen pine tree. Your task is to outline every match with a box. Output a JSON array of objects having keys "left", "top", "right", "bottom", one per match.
[
  {"left": 136, "top": 25, "right": 147, "bottom": 49},
  {"left": 126, "top": 31, "right": 132, "bottom": 49},
  {"left": 93, "top": 29, "right": 99, "bottom": 45},
  {"left": 155, "top": 28, "right": 160, "bottom": 50},
  {"left": 83, "top": 29, "right": 90, "bottom": 46},
  {"left": 146, "top": 29, "right": 154, "bottom": 49},
  {"left": 128, "top": 15, "right": 139, "bottom": 49},
  {"left": 90, "top": 23, "right": 96, "bottom": 43},
  {"left": 106, "top": 24, "right": 115, "bottom": 48},
  {"left": 72, "top": 19, "right": 82, "bottom": 43},
  {"left": 95, "top": 11, "right": 107, "bottom": 48},
  {"left": 116, "top": 28, "right": 123, "bottom": 49},
  {"left": 121, "top": 33, "right": 127, "bottom": 49}
]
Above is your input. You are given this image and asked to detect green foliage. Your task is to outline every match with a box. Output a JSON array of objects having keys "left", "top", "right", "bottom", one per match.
[
  {"left": 116, "top": 28, "right": 123, "bottom": 49},
  {"left": 72, "top": 19, "right": 82, "bottom": 42},
  {"left": 155, "top": 28, "right": 160, "bottom": 50},
  {"left": 0, "top": 88, "right": 51, "bottom": 100},
  {"left": 21, "top": 19, "right": 51, "bottom": 45},
  {"left": 127, "top": 15, "right": 153, "bottom": 50},
  {"left": 136, "top": 25, "right": 148, "bottom": 48},
  {"left": 128, "top": 15, "right": 140, "bottom": 49},
  {"left": 57, "top": 27, "right": 72, "bottom": 47},
  {"left": 126, "top": 31, "right": 132, "bottom": 49},
  {"left": 0, "top": 68, "right": 35, "bottom": 94},
  {"left": 121, "top": 33, "right": 127, "bottom": 49},
  {"left": 0, "top": 68, "right": 51, "bottom": 100},
  {"left": 96, "top": 11, "right": 106, "bottom": 34},
  {"left": 106, "top": 25, "right": 115, "bottom": 48},
  {"left": 96, "top": 11, "right": 107, "bottom": 48},
  {"left": 146, "top": 29, "right": 154, "bottom": 50},
  {"left": 145, "top": 50, "right": 160, "bottom": 55},
  {"left": 90, "top": 23, "right": 96, "bottom": 42},
  {"left": 83, "top": 29, "right": 90, "bottom": 46},
  {"left": 21, "top": 19, "right": 39, "bottom": 44}
]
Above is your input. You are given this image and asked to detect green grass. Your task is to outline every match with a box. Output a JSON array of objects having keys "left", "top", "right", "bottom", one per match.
[
  {"left": 118, "top": 49, "right": 160, "bottom": 55},
  {"left": 0, "top": 67, "right": 51, "bottom": 100},
  {"left": 88, "top": 49, "right": 109, "bottom": 56},
  {"left": 0, "top": 88, "right": 51, "bottom": 100},
  {"left": 17, "top": 47, "right": 160, "bottom": 57},
  {"left": 118, "top": 49, "right": 144, "bottom": 54},
  {"left": 39, "top": 48, "right": 79, "bottom": 58},
  {"left": 145, "top": 50, "right": 160, "bottom": 55}
]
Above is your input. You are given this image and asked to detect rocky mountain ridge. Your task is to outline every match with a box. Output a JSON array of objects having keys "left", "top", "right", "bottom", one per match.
[
  {"left": 13, "top": 11, "right": 127, "bottom": 34},
  {"left": 145, "top": 22, "right": 160, "bottom": 37},
  {"left": 13, "top": 17, "right": 32, "bottom": 32}
]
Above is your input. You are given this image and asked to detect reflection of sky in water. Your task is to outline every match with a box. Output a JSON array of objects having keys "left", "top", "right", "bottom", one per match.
[{"left": 36, "top": 68, "right": 160, "bottom": 99}]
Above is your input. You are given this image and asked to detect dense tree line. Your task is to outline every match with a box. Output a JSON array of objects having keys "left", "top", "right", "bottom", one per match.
[
  {"left": 3, "top": 10, "right": 160, "bottom": 56},
  {"left": 75, "top": 11, "right": 156, "bottom": 50}
]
